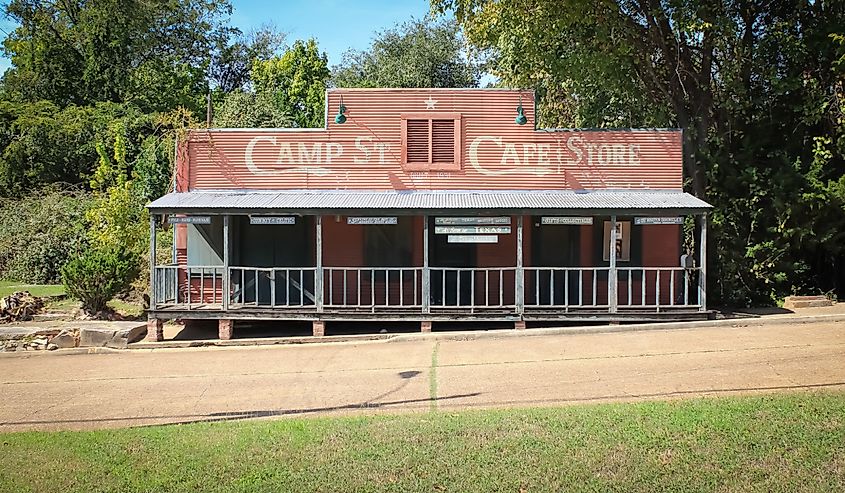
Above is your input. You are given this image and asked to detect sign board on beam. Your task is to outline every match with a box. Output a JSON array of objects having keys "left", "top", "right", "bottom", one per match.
[
  {"left": 541, "top": 216, "right": 593, "bottom": 225},
  {"left": 447, "top": 235, "right": 498, "bottom": 244},
  {"left": 168, "top": 215, "right": 211, "bottom": 224},
  {"left": 250, "top": 216, "right": 296, "bottom": 225},
  {"left": 435, "top": 217, "right": 510, "bottom": 225},
  {"left": 347, "top": 217, "right": 398, "bottom": 225},
  {"left": 435, "top": 226, "right": 511, "bottom": 234},
  {"left": 634, "top": 217, "right": 684, "bottom": 225}
]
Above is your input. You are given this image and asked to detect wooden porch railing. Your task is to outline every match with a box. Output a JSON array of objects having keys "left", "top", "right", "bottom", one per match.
[{"left": 151, "top": 265, "right": 702, "bottom": 313}]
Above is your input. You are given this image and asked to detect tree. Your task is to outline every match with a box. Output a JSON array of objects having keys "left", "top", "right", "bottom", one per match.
[
  {"left": 213, "top": 90, "right": 292, "bottom": 128},
  {"left": 1, "top": 0, "right": 237, "bottom": 112},
  {"left": 435, "top": 0, "right": 845, "bottom": 305},
  {"left": 209, "top": 25, "right": 286, "bottom": 93},
  {"left": 332, "top": 17, "right": 479, "bottom": 88},
  {"left": 251, "top": 39, "right": 330, "bottom": 128}
]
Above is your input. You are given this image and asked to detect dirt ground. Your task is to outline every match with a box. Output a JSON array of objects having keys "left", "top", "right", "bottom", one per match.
[{"left": 0, "top": 316, "right": 842, "bottom": 432}]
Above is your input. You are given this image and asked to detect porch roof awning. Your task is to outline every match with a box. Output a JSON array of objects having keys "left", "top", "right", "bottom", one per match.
[{"left": 147, "top": 189, "right": 712, "bottom": 215}]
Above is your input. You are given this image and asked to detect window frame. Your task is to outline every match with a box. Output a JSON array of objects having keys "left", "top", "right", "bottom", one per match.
[
  {"left": 400, "top": 113, "right": 462, "bottom": 171},
  {"left": 602, "top": 220, "right": 632, "bottom": 262}
]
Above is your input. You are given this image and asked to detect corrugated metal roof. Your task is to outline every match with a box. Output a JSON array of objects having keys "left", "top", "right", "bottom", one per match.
[{"left": 147, "top": 190, "right": 712, "bottom": 214}]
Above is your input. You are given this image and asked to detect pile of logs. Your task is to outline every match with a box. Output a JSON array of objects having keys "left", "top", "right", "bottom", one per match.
[{"left": 1, "top": 291, "right": 45, "bottom": 323}]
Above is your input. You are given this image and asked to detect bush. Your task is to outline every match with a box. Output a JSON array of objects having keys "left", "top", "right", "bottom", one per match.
[
  {"left": 61, "top": 246, "right": 140, "bottom": 314},
  {"left": 0, "top": 186, "right": 93, "bottom": 284}
]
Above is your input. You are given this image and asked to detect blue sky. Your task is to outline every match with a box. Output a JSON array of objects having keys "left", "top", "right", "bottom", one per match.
[{"left": 0, "top": 0, "right": 435, "bottom": 74}]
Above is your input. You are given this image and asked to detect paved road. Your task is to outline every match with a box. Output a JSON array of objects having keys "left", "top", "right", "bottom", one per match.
[{"left": 1, "top": 321, "right": 843, "bottom": 431}]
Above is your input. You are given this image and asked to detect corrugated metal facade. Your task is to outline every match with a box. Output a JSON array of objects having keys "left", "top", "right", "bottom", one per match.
[{"left": 179, "top": 89, "right": 682, "bottom": 192}]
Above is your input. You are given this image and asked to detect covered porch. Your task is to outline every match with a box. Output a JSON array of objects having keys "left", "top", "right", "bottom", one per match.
[{"left": 146, "top": 190, "right": 712, "bottom": 338}]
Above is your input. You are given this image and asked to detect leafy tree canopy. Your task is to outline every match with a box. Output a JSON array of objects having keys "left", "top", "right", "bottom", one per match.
[
  {"left": 434, "top": 0, "right": 845, "bottom": 304},
  {"left": 332, "top": 17, "right": 479, "bottom": 88},
  {"left": 251, "top": 39, "right": 330, "bottom": 128}
]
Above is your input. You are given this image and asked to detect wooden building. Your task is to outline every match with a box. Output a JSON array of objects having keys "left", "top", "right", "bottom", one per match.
[{"left": 146, "top": 88, "right": 712, "bottom": 340}]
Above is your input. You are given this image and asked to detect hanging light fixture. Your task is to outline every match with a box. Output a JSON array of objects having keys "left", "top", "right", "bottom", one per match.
[
  {"left": 515, "top": 93, "right": 527, "bottom": 125},
  {"left": 335, "top": 95, "right": 347, "bottom": 124}
]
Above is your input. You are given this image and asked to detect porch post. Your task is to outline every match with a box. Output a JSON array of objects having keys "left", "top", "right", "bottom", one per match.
[
  {"left": 609, "top": 215, "right": 618, "bottom": 313},
  {"left": 422, "top": 215, "right": 430, "bottom": 314},
  {"left": 698, "top": 213, "right": 708, "bottom": 312},
  {"left": 316, "top": 215, "right": 323, "bottom": 313},
  {"left": 149, "top": 214, "right": 157, "bottom": 310},
  {"left": 516, "top": 215, "right": 524, "bottom": 315},
  {"left": 222, "top": 214, "right": 230, "bottom": 311}
]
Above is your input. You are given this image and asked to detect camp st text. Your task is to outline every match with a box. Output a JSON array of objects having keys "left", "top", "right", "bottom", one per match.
[{"left": 244, "top": 134, "right": 644, "bottom": 172}]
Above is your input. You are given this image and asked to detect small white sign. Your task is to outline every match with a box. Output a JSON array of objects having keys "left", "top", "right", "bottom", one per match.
[
  {"left": 250, "top": 216, "right": 296, "bottom": 225},
  {"left": 541, "top": 216, "right": 593, "bottom": 225},
  {"left": 168, "top": 215, "right": 211, "bottom": 224},
  {"left": 347, "top": 217, "right": 398, "bottom": 225},
  {"left": 634, "top": 217, "right": 684, "bottom": 225},
  {"left": 435, "top": 217, "right": 511, "bottom": 225},
  {"left": 447, "top": 235, "right": 498, "bottom": 244},
  {"left": 435, "top": 226, "right": 511, "bottom": 234}
]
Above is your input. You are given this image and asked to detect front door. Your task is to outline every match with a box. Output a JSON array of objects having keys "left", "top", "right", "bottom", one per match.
[
  {"left": 429, "top": 217, "right": 476, "bottom": 306},
  {"left": 531, "top": 217, "right": 581, "bottom": 305}
]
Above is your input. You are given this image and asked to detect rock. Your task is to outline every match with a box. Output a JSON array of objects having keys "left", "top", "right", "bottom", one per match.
[
  {"left": 79, "top": 328, "right": 117, "bottom": 347},
  {"left": 783, "top": 295, "right": 833, "bottom": 309},
  {"left": 46, "top": 343, "right": 58, "bottom": 351},
  {"left": 106, "top": 323, "right": 147, "bottom": 348},
  {"left": 50, "top": 331, "right": 77, "bottom": 349}
]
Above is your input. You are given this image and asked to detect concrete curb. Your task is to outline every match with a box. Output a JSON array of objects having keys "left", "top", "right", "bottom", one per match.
[
  {"left": 3, "top": 312, "right": 842, "bottom": 355},
  {"left": 0, "top": 346, "right": 122, "bottom": 358},
  {"left": 388, "top": 313, "right": 845, "bottom": 343}
]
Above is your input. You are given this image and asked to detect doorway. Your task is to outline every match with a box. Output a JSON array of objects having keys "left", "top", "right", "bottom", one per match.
[
  {"left": 429, "top": 217, "right": 476, "bottom": 306},
  {"left": 531, "top": 217, "right": 581, "bottom": 305}
]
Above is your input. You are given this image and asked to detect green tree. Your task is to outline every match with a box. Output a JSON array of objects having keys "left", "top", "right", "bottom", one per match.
[
  {"left": 213, "top": 90, "right": 292, "bottom": 128},
  {"left": 251, "top": 39, "right": 330, "bottom": 128},
  {"left": 436, "top": 0, "right": 845, "bottom": 305},
  {"left": 331, "top": 17, "right": 479, "bottom": 89},
  {"left": 1, "top": 0, "right": 237, "bottom": 112}
]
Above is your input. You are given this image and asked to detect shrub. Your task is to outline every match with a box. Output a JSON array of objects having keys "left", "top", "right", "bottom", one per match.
[
  {"left": 0, "top": 186, "right": 93, "bottom": 284},
  {"left": 61, "top": 246, "right": 140, "bottom": 314}
]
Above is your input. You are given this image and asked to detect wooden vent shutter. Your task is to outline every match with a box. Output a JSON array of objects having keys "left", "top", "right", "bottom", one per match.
[
  {"left": 431, "top": 120, "right": 455, "bottom": 163},
  {"left": 401, "top": 113, "right": 461, "bottom": 171},
  {"left": 406, "top": 120, "right": 429, "bottom": 164}
]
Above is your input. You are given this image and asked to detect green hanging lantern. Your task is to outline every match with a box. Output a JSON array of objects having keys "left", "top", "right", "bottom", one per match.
[
  {"left": 515, "top": 94, "right": 527, "bottom": 125},
  {"left": 335, "top": 103, "right": 347, "bottom": 124}
]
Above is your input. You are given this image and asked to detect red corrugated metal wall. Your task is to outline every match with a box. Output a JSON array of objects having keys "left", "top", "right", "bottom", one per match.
[{"left": 178, "top": 89, "right": 682, "bottom": 192}]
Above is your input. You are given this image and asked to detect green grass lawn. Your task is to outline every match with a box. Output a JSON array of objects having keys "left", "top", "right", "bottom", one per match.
[
  {"left": 1, "top": 392, "right": 843, "bottom": 493},
  {"left": 0, "top": 280, "right": 65, "bottom": 298},
  {"left": 0, "top": 280, "right": 144, "bottom": 318}
]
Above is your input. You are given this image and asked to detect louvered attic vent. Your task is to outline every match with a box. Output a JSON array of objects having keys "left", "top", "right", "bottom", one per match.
[{"left": 401, "top": 113, "right": 462, "bottom": 171}]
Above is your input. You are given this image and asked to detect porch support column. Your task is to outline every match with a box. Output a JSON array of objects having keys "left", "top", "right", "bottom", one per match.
[
  {"left": 222, "top": 215, "right": 230, "bottom": 311},
  {"left": 316, "top": 215, "right": 323, "bottom": 313},
  {"left": 149, "top": 214, "right": 157, "bottom": 310},
  {"left": 609, "top": 215, "right": 618, "bottom": 313},
  {"left": 516, "top": 215, "right": 524, "bottom": 315},
  {"left": 422, "top": 215, "right": 430, "bottom": 314},
  {"left": 146, "top": 213, "right": 163, "bottom": 342},
  {"left": 698, "top": 213, "right": 708, "bottom": 312}
]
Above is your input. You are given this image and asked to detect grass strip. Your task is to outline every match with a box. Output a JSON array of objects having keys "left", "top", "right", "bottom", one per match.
[{"left": 0, "top": 391, "right": 843, "bottom": 493}]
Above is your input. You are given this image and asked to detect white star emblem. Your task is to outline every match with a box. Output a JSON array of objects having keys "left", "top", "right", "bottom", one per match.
[{"left": 424, "top": 96, "right": 437, "bottom": 109}]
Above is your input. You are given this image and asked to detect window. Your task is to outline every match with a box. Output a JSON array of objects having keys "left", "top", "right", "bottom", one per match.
[
  {"left": 364, "top": 218, "right": 413, "bottom": 267},
  {"left": 401, "top": 113, "right": 462, "bottom": 171},
  {"left": 602, "top": 221, "right": 631, "bottom": 262}
]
